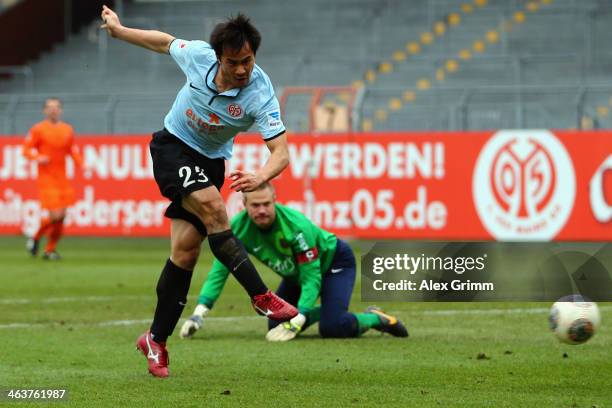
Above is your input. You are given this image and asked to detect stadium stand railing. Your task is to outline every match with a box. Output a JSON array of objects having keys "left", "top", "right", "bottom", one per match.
[
  {"left": 1, "top": 0, "right": 611, "bottom": 133},
  {"left": 279, "top": 87, "right": 358, "bottom": 133}
]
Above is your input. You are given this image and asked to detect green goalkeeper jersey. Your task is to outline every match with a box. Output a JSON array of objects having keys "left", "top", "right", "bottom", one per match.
[{"left": 199, "top": 204, "right": 337, "bottom": 313}]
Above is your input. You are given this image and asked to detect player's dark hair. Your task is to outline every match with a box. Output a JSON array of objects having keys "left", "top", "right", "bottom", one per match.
[{"left": 210, "top": 14, "right": 261, "bottom": 58}]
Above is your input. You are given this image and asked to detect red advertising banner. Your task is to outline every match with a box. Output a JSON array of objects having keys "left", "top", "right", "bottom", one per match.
[{"left": 0, "top": 130, "right": 610, "bottom": 240}]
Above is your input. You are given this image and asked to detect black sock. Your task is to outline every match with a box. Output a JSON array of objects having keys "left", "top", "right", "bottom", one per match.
[
  {"left": 150, "top": 259, "right": 192, "bottom": 343},
  {"left": 208, "top": 229, "right": 268, "bottom": 298}
]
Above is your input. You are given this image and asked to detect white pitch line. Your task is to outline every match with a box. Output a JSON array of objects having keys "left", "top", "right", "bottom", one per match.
[
  {"left": 395, "top": 305, "right": 612, "bottom": 316},
  {"left": 0, "top": 295, "right": 197, "bottom": 305},
  {"left": 420, "top": 307, "right": 550, "bottom": 316},
  {"left": 0, "top": 316, "right": 260, "bottom": 330},
  {"left": 0, "top": 295, "right": 148, "bottom": 305},
  {"left": 1, "top": 306, "right": 610, "bottom": 330}
]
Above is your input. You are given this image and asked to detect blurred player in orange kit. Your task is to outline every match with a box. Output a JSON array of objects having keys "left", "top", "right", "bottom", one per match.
[{"left": 23, "top": 97, "right": 84, "bottom": 260}]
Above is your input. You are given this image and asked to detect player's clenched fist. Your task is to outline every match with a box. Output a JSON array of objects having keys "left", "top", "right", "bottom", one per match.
[{"left": 100, "top": 5, "right": 121, "bottom": 37}]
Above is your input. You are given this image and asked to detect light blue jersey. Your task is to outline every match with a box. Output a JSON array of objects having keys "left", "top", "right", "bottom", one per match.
[{"left": 163, "top": 39, "right": 285, "bottom": 160}]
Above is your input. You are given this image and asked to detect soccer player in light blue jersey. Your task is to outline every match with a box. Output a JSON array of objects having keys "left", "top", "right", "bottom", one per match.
[{"left": 101, "top": 5, "right": 297, "bottom": 378}]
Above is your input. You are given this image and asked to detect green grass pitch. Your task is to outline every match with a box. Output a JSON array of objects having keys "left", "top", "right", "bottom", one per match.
[{"left": 0, "top": 236, "right": 610, "bottom": 407}]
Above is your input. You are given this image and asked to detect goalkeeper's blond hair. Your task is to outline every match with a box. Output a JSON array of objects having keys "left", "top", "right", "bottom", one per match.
[{"left": 242, "top": 182, "right": 275, "bottom": 203}]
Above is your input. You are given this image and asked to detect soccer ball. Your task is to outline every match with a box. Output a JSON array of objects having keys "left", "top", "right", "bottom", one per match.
[{"left": 549, "top": 295, "right": 601, "bottom": 345}]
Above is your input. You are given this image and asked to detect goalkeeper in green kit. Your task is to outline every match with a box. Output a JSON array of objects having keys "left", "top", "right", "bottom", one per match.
[{"left": 180, "top": 182, "right": 408, "bottom": 341}]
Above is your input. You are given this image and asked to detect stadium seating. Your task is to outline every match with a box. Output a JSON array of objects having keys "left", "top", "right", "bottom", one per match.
[
  {"left": 360, "top": 0, "right": 612, "bottom": 130},
  {"left": 1, "top": 0, "right": 612, "bottom": 133}
]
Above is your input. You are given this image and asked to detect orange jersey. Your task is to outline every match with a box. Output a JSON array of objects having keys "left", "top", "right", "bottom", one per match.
[{"left": 23, "top": 120, "right": 83, "bottom": 209}]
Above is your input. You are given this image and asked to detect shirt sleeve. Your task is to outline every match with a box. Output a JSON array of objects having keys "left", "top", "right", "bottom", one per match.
[
  {"left": 292, "top": 227, "right": 322, "bottom": 313},
  {"left": 169, "top": 39, "right": 208, "bottom": 76},
  {"left": 254, "top": 94, "right": 286, "bottom": 140}
]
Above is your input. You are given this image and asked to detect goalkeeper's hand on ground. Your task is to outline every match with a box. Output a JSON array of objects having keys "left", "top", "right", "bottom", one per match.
[
  {"left": 179, "top": 304, "right": 210, "bottom": 339},
  {"left": 265, "top": 313, "right": 306, "bottom": 342}
]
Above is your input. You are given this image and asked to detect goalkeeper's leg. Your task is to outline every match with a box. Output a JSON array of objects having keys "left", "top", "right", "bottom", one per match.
[
  {"left": 318, "top": 240, "right": 360, "bottom": 338},
  {"left": 318, "top": 267, "right": 360, "bottom": 338},
  {"left": 318, "top": 240, "right": 407, "bottom": 337}
]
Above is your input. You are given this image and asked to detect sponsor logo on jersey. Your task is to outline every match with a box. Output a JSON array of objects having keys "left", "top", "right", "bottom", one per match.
[
  {"left": 185, "top": 108, "right": 225, "bottom": 134},
  {"left": 267, "top": 111, "right": 282, "bottom": 129},
  {"left": 266, "top": 258, "right": 295, "bottom": 274},
  {"left": 295, "top": 232, "right": 309, "bottom": 251},
  {"left": 208, "top": 113, "right": 221, "bottom": 124}
]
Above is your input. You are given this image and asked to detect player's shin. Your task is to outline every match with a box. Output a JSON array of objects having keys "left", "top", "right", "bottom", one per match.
[
  {"left": 207, "top": 230, "right": 268, "bottom": 297},
  {"left": 150, "top": 259, "right": 193, "bottom": 342},
  {"left": 45, "top": 221, "right": 64, "bottom": 252},
  {"left": 34, "top": 216, "right": 53, "bottom": 240},
  {"left": 354, "top": 312, "right": 382, "bottom": 335}
]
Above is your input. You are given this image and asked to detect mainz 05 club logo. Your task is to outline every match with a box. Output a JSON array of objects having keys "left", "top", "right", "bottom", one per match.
[
  {"left": 473, "top": 130, "right": 576, "bottom": 240},
  {"left": 227, "top": 104, "right": 243, "bottom": 118}
]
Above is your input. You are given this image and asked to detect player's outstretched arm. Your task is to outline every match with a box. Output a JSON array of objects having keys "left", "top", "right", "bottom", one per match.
[
  {"left": 100, "top": 5, "right": 174, "bottom": 54},
  {"left": 23, "top": 130, "right": 49, "bottom": 164},
  {"left": 260, "top": 132, "right": 290, "bottom": 181},
  {"left": 230, "top": 133, "right": 289, "bottom": 192}
]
